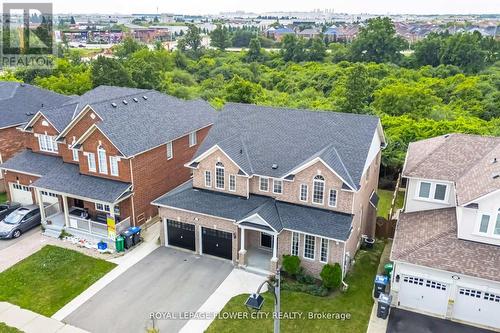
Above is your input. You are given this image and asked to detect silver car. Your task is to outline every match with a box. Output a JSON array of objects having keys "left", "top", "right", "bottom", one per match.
[{"left": 0, "top": 205, "right": 41, "bottom": 239}]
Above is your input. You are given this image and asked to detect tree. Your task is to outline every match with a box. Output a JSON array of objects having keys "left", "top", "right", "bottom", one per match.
[
  {"left": 91, "top": 56, "right": 134, "bottom": 88},
  {"left": 231, "top": 29, "right": 256, "bottom": 47},
  {"left": 210, "top": 24, "right": 231, "bottom": 51},
  {"left": 224, "top": 75, "right": 263, "bottom": 103},
  {"left": 413, "top": 32, "right": 443, "bottom": 67},
  {"left": 320, "top": 263, "right": 342, "bottom": 289},
  {"left": 308, "top": 37, "right": 326, "bottom": 61},
  {"left": 114, "top": 37, "right": 146, "bottom": 58},
  {"left": 70, "top": 16, "right": 76, "bottom": 25},
  {"left": 178, "top": 24, "right": 202, "bottom": 53},
  {"left": 245, "top": 37, "right": 264, "bottom": 62},
  {"left": 281, "top": 34, "right": 306, "bottom": 62},
  {"left": 350, "top": 17, "right": 406, "bottom": 63},
  {"left": 337, "top": 64, "right": 372, "bottom": 114}
]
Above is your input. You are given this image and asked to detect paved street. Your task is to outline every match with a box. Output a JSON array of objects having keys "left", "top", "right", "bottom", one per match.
[
  {"left": 64, "top": 247, "right": 234, "bottom": 333},
  {"left": 387, "top": 308, "right": 497, "bottom": 333}
]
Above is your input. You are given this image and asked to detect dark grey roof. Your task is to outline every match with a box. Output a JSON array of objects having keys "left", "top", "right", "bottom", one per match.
[
  {"left": 38, "top": 103, "right": 78, "bottom": 132},
  {"left": 0, "top": 82, "right": 71, "bottom": 129},
  {"left": 193, "top": 103, "right": 380, "bottom": 190},
  {"left": 239, "top": 222, "right": 274, "bottom": 232},
  {"left": 0, "top": 150, "right": 63, "bottom": 176},
  {"left": 90, "top": 91, "right": 216, "bottom": 156},
  {"left": 153, "top": 181, "right": 353, "bottom": 240},
  {"left": 32, "top": 163, "right": 131, "bottom": 203}
]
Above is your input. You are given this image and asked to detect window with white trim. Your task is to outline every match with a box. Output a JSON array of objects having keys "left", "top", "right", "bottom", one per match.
[
  {"left": 95, "top": 203, "right": 111, "bottom": 213},
  {"left": 97, "top": 146, "right": 108, "bottom": 174},
  {"left": 38, "top": 134, "right": 58, "bottom": 153},
  {"left": 417, "top": 181, "right": 448, "bottom": 202},
  {"left": 312, "top": 175, "right": 325, "bottom": 204},
  {"left": 109, "top": 156, "right": 119, "bottom": 176},
  {"left": 166, "top": 141, "right": 173, "bottom": 160},
  {"left": 303, "top": 234, "right": 315, "bottom": 260},
  {"left": 229, "top": 174, "right": 236, "bottom": 191},
  {"left": 479, "top": 214, "right": 490, "bottom": 233},
  {"left": 215, "top": 162, "right": 225, "bottom": 189},
  {"left": 291, "top": 232, "right": 299, "bottom": 256},
  {"left": 273, "top": 179, "right": 283, "bottom": 194},
  {"left": 71, "top": 138, "right": 79, "bottom": 161},
  {"left": 259, "top": 177, "right": 269, "bottom": 192},
  {"left": 320, "top": 238, "right": 328, "bottom": 263},
  {"left": 328, "top": 189, "right": 337, "bottom": 207},
  {"left": 87, "top": 153, "right": 96, "bottom": 172},
  {"left": 300, "top": 184, "right": 308, "bottom": 202},
  {"left": 205, "top": 170, "right": 212, "bottom": 187},
  {"left": 494, "top": 213, "right": 500, "bottom": 235},
  {"left": 189, "top": 131, "right": 197, "bottom": 147}
]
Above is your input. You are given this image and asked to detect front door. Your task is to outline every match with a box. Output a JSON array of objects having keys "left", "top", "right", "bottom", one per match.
[{"left": 260, "top": 232, "right": 272, "bottom": 248}]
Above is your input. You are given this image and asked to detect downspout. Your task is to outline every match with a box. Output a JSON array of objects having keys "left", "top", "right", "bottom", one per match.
[{"left": 129, "top": 157, "right": 136, "bottom": 227}]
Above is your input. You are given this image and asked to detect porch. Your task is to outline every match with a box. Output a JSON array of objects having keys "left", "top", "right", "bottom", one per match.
[{"left": 239, "top": 227, "right": 277, "bottom": 274}]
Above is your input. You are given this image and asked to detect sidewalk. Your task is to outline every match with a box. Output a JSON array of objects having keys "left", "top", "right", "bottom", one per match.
[
  {"left": 52, "top": 221, "right": 161, "bottom": 321},
  {"left": 179, "top": 268, "right": 267, "bottom": 333},
  {"left": 0, "top": 302, "right": 88, "bottom": 333}
]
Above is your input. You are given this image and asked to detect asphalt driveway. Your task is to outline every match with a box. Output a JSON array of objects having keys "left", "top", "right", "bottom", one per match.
[
  {"left": 64, "top": 247, "right": 233, "bottom": 333},
  {"left": 387, "top": 308, "right": 497, "bottom": 333}
]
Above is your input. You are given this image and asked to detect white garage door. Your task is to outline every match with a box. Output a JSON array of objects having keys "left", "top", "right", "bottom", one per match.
[
  {"left": 453, "top": 287, "right": 500, "bottom": 329},
  {"left": 398, "top": 275, "right": 449, "bottom": 316},
  {"left": 10, "top": 183, "right": 33, "bottom": 206},
  {"left": 41, "top": 190, "right": 59, "bottom": 205}
]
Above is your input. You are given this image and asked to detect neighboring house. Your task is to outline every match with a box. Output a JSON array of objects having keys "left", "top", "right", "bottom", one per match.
[
  {"left": 324, "top": 26, "right": 338, "bottom": 43},
  {"left": 296, "top": 28, "right": 321, "bottom": 39},
  {"left": 153, "top": 103, "right": 385, "bottom": 277},
  {"left": 0, "top": 86, "right": 215, "bottom": 246},
  {"left": 266, "top": 27, "right": 295, "bottom": 41},
  {"left": 390, "top": 134, "right": 500, "bottom": 331},
  {"left": 0, "top": 82, "right": 70, "bottom": 192}
]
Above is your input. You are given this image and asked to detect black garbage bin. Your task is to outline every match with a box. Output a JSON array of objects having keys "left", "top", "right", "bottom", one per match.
[
  {"left": 374, "top": 275, "right": 389, "bottom": 298},
  {"left": 129, "top": 226, "right": 141, "bottom": 245},
  {"left": 122, "top": 230, "right": 134, "bottom": 249},
  {"left": 377, "top": 293, "right": 392, "bottom": 319}
]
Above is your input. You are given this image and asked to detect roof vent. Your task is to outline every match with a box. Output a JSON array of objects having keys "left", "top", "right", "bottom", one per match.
[
  {"left": 142, "top": 96, "right": 148, "bottom": 100},
  {"left": 272, "top": 164, "right": 278, "bottom": 169},
  {"left": 444, "top": 134, "right": 450, "bottom": 138},
  {"left": 493, "top": 174, "right": 500, "bottom": 180},
  {"left": 122, "top": 100, "right": 128, "bottom": 105},
  {"left": 111, "top": 102, "right": 117, "bottom": 108},
  {"left": 493, "top": 158, "right": 498, "bottom": 164},
  {"left": 239, "top": 149, "right": 243, "bottom": 154},
  {"left": 133, "top": 98, "right": 138, "bottom": 102},
  {"left": 20, "top": 83, "right": 25, "bottom": 87}
]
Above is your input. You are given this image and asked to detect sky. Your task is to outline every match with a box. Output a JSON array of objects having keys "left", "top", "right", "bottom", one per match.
[{"left": 23, "top": 0, "right": 500, "bottom": 15}]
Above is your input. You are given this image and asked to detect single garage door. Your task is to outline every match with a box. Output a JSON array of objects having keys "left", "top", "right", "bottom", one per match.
[
  {"left": 453, "top": 287, "right": 500, "bottom": 329},
  {"left": 201, "top": 227, "right": 232, "bottom": 260},
  {"left": 10, "top": 183, "right": 33, "bottom": 206},
  {"left": 166, "top": 220, "right": 195, "bottom": 251},
  {"left": 398, "top": 275, "right": 449, "bottom": 317}
]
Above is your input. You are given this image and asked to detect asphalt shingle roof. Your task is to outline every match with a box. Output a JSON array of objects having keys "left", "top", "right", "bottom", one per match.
[
  {"left": 0, "top": 150, "right": 63, "bottom": 176},
  {"left": 153, "top": 181, "right": 353, "bottom": 240},
  {"left": 32, "top": 163, "right": 131, "bottom": 203},
  {"left": 0, "top": 82, "right": 71, "bottom": 129},
  {"left": 193, "top": 103, "right": 380, "bottom": 190}
]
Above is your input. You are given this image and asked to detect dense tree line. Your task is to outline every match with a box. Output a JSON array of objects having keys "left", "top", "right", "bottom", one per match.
[{"left": 1, "top": 17, "right": 498, "bottom": 177}]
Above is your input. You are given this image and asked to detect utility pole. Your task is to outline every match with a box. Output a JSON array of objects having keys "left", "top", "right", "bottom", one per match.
[{"left": 274, "top": 268, "right": 281, "bottom": 333}]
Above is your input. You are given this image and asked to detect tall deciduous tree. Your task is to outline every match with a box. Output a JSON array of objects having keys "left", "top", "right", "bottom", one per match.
[
  {"left": 210, "top": 24, "right": 231, "bottom": 50},
  {"left": 178, "top": 24, "right": 203, "bottom": 53},
  {"left": 91, "top": 56, "right": 134, "bottom": 88},
  {"left": 245, "top": 37, "right": 264, "bottom": 62}
]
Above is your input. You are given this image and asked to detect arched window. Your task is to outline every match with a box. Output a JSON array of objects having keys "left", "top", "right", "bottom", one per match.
[
  {"left": 215, "top": 162, "right": 225, "bottom": 189},
  {"left": 312, "top": 175, "right": 325, "bottom": 204},
  {"left": 97, "top": 145, "right": 108, "bottom": 174}
]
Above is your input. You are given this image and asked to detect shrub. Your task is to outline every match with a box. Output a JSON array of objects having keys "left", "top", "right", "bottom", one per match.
[
  {"left": 320, "top": 263, "right": 342, "bottom": 289},
  {"left": 281, "top": 280, "right": 329, "bottom": 297},
  {"left": 282, "top": 255, "right": 301, "bottom": 276},
  {"left": 296, "top": 271, "right": 317, "bottom": 285}
]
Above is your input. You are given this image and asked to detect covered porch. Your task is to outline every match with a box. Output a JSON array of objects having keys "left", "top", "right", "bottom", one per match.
[{"left": 238, "top": 224, "right": 278, "bottom": 274}]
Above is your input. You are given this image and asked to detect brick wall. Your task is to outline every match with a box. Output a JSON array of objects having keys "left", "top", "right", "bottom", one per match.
[
  {"left": 2, "top": 171, "right": 40, "bottom": 203},
  {"left": 132, "top": 126, "right": 211, "bottom": 225},
  {"left": 29, "top": 115, "right": 60, "bottom": 155},
  {"left": 0, "top": 127, "right": 27, "bottom": 163},
  {"left": 192, "top": 148, "right": 248, "bottom": 197},
  {"left": 60, "top": 110, "right": 100, "bottom": 164}
]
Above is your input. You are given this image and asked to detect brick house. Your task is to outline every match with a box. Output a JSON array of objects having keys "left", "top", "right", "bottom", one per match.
[
  {"left": 0, "top": 82, "right": 70, "bottom": 192},
  {"left": 153, "top": 103, "right": 385, "bottom": 277},
  {"left": 390, "top": 134, "right": 500, "bottom": 330},
  {"left": 0, "top": 86, "right": 215, "bottom": 245}
]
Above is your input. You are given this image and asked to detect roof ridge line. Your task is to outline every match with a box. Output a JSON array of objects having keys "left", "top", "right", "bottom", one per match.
[
  {"left": 456, "top": 140, "right": 500, "bottom": 181},
  {"left": 405, "top": 134, "right": 452, "bottom": 175},
  {"left": 330, "top": 145, "right": 357, "bottom": 190}
]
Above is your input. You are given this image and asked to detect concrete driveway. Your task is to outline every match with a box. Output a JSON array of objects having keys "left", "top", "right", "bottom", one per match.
[
  {"left": 387, "top": 308, "right": 497, "bottom": 333},
  {"left": 0, "top": 227, "right": 38, "bottom": 250},
  {"left": 64, "top": 247, "right": 233, "bottom": 333}
]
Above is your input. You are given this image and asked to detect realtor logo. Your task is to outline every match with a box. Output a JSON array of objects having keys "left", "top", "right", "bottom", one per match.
[{"left": 1, "top": 2, "right": 54, "bottom": 68}]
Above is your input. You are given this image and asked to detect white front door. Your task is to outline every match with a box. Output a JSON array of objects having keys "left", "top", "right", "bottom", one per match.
[
  {"left": 398, "top": 275, "right": 449, "bottom": 317},
  {"left": 9, "top": 183, "right": 33, "bottom": 206},
  {"left": 453, "top": 287, "right": 500, "bottom": 329}
]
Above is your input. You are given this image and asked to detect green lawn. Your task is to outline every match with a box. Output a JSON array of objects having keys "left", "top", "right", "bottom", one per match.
[
  {"left": 0, "top": 193, "right": 6, "bottom": 204},
  {"left": 207, "top": 241, "right": 385, "bottom": 333},
  {"left": 377, "top": 189, "right": 404, "bottom": 219},
  {"left": 0, "top": 245, "right": 115, "bottom": 316},
  {"left": 0, "top": 323, "right": 23, "bottom": 333}
]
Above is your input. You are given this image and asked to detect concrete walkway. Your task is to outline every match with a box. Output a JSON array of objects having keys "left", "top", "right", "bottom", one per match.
[
  {"left": 179, "top": 268, "right": 267, "bottom": 333},
  {"left": 52, "top": 222, "right": 161, "bottom": 321},
  {"left": 0, "top": 302, "right": 88, "bottom": 333}
]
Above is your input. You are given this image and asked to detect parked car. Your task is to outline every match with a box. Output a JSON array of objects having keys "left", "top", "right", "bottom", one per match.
[
  {"left": 0, "top": 205, "right": 41, "bottom": 239},
  {"left": 0, "top": 202, "right": 21, "bottom": 221}
]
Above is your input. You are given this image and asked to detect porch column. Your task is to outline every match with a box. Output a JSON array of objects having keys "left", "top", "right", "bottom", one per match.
[
  {"left": 36, "top": 189, "right": 46, "bottom": 222},
  {"left": 238, "top": 228, "right": 247, "bottom": 267},
  {"left": 270, "top": 233, "right": 279, "bottom": 273},
  {"left": 62, "top": 195, "right": 70, "bottom": 228}
]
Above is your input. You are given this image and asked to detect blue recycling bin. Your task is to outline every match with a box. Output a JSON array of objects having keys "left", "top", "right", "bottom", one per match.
[
  {"left": 374, "top": 275, "right": 389, "bottom": 298},
  {"left": 128, "top": 226, "right": 142, "bottom": 245},
  {"left": 97, "top": 241, "right": 108, "bottom": 251},
  {"left": 122, "top": 230, "right": 134, "bottom": 249}
]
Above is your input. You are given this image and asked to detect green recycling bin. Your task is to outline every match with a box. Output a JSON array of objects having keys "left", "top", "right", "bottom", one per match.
[
  {"left": 115, "top": 236, "right": 125, "bottom": 252},
  {"left": 384, "top": 263, "right": 394, "bottom": 279}
]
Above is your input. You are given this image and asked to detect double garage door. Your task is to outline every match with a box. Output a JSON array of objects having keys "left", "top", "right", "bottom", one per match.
[
  {"left": 165, "top": 220, "right": 232, "bottom": 260},
  {"left": 399, "top": 274, "right": 500, "bottom": 329}
]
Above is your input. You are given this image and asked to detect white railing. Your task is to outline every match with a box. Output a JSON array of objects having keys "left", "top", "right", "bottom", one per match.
[
  {"left": 69, "top": 215, "right": 132, "bottom": 239},
  {"left": 44, "top": 202, "right": 61, "bottom": 218}
]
